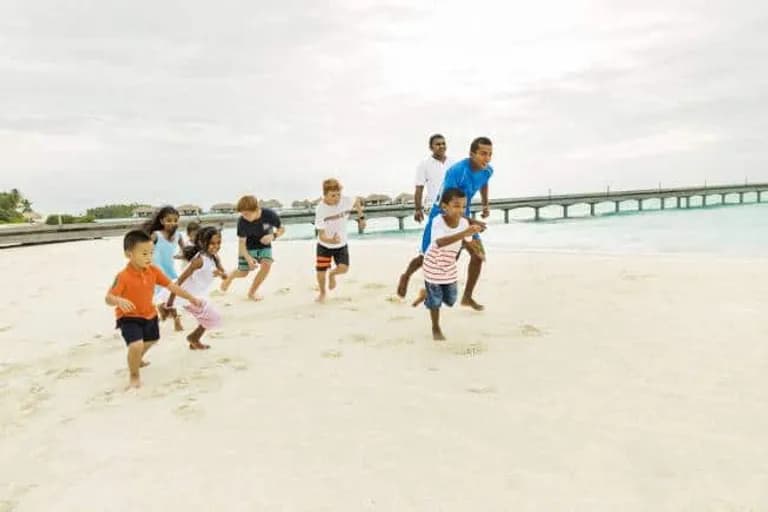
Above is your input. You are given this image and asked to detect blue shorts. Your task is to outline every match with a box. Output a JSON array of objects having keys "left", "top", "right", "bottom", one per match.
[
  {"left": 116, "top": 316, "right": 160, "bottom": 345},
  {"left": 424, "top": 281, "right": 458, "bottom": 309}
]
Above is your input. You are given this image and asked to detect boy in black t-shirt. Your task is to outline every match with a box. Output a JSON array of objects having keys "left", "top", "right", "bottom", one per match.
[{"left": 220, "top": 195, "right": 285, "bottom": 301}]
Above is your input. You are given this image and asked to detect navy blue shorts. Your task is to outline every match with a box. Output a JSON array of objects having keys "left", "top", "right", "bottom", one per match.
[
  {"left": 116, "top": 316, "right": 160, "bottom": 345},
  {"left": 424, "top": 281, "right": 458, "bottom": 309}
]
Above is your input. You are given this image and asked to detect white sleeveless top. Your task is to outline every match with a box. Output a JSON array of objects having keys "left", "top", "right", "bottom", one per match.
[{"left": 176, "top": 253, "right": 217, "bottom": 305}]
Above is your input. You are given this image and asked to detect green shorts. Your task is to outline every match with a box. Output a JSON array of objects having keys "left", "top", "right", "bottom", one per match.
[{"left": 238, "top": 248, "right": 273, "bottom": 271}]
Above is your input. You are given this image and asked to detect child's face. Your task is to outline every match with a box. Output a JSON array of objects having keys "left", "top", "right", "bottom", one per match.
[
  {"left": 206, "top": 234, "right": 222, "bottom": 254},
  {"left": 161, "top": 214, "right": 179, "bottom": 233},
  {"left": 187, "top": 228, "right": 199, "bottom": 240},
  {"left": 241, "top": 209, "right": 261, "bottom": 222},
  {"left": 442, "top": 197, "right": 467, "bottom": 219},
  {"left": 126, "top": 241, "right": 154, "bottom": 269},
  {"left": 324, "top": 190, "right": 341, "bottom": 205}
]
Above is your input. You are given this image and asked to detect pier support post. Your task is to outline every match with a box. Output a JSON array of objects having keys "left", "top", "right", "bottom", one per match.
[
  {"left": 614, "top": 201, "right": 620, "bottom": 213},
  {"left": 534, "top": 207, "right": 540, "bottom": 221},
  {"left": 703, "top": 195, "right": 708, "bottom": 207},
  {"left": 685, "top": 197, "right": 690, "bottom": 208},
  {"left": 721, "top": 193, "right": 726, "bottom": 204},
  {"left": 676, "top": 197, "right": 681, "bottom": 208},
  {"left": 563, "top": 205, "right": 569, "bottom": 218},
  {"left": 503, "top": 209, "right": 509, "bottom": 224},
  {"left": 758, "top": 191, "right": 762, "bottom": 203},
  {"left": 660, "top": 197, "right": 665, "bottom": 210},
  {"left": 589, "top": 203, "right": 595, "bottom": 216},
  {"left": 739, "top": 192, "right": 744, "bottom": 203},
  {"left": 397, "top": 217, "right": 404, "bottom": 231},
  {"left": 638, "top": 199, "right": 644, "bottom": 211}
]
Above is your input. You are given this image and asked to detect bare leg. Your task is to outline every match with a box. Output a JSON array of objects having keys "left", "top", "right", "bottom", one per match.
[
  {"left": 187, "top": 325, "right": 209, "bottom": 350},
  {"left": 328, "top": 264, "right": 348, "bottom": 290},
  {"left": 315, "top": 270, "right": 327, "bottom": 302},
  {"left": 411, "top": 288, "right": 426, "bottom": 307},
  {"left": 429, "top": 308, "right": 445, "bottom": 341},
  {"left": 247, "top": 260, "right": 272, "bottom": 300},
  {"left": 461, "top": 253, "right": 484, "bottom": 311},
  {"left": 140, "top": 340, "right": 156, "bottom": 367},
  {"left": 397, "top": 255, "right": 423, "bottom": 298},
  {"left": 220, "top": 269, "right": 248, "bottom": 292},
  {"left": 126, "top": 341, "right": 145, "bottom": 389}
]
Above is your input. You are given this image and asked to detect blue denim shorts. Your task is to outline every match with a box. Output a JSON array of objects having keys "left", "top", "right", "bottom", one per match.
[{"left": 424, "top": 281, "right": 458, "bottom": 309}]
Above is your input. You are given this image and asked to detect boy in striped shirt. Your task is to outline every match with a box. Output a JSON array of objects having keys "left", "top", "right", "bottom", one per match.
[{"left": 418, "top": 188, "right": 484, "bottom": 340}]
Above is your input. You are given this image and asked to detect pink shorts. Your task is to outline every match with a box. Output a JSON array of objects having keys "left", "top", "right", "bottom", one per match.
[{"left": 183, "top": 300, "right": 221, "bottom": 329}]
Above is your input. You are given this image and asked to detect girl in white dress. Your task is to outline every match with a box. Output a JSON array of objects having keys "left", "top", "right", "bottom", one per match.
[{"left": 163, "top": 226, "right": 227, "bottom": 350}]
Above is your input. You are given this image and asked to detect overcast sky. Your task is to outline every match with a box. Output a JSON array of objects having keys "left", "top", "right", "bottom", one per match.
[{"left": 1, "top": 0, "right": 767, "bottom": 213}]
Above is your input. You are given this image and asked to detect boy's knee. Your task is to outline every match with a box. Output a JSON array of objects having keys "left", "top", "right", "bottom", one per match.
[
  {"left": 127, "top": 340, "right": 144, "bottom": 353},
  {"left": 336, "top": 264, "right": 349, "bottom": 273},
  {"left": 260, "top": 260, "right": 273, "bottom": 269}
]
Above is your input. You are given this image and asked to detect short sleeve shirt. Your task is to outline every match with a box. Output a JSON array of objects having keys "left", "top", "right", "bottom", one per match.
[
  {"left": 415, "top": 156, "right": 454, "bottom": 209},
  {"left": 237, "top": 208, "right": 282, "bottom": 250},
  {"left": 314, "top": 196, "right": 355, "bottom": 249},
  {"left": 422, "top": 216, "right": 471, "bottom": 284},
  {"left": 110, "top": 264, "right": 171, "bottom": 319}
]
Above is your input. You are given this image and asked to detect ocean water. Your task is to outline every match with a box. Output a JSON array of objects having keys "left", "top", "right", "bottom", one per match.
[{"left": 222, "top": 200, "right": 768, "bottom": 257}]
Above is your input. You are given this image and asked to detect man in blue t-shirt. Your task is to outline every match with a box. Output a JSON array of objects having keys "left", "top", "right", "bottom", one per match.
[{"left": 397, "top": 137, "right": 494, "bottom": 310}]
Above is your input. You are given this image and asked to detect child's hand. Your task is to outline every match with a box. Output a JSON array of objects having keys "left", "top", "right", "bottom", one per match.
[
  {"left": 331, "top": 234, "right": 341, "bottom": 244},
  {"left": 214, "top": 269, "right": 228, "bottom": 279},
  {"left": 246, "top": 257, "right": 258, "bottom": 270},
  {"left": 189, "top": 297, "right": 203, "bottom": 308},
  {"left": 115, "top": 297, "right": 135, "bottom": 313},
  {"left": 260, "top": 234, "right": 275, "bottom": 245},
  {"left": 468, "top": 224, "right": 484, "bottom": 234}
]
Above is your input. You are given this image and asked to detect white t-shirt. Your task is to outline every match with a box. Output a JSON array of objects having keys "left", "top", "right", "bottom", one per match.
[
  {"left": 315, "top": 196, "right": 355, "bottom": 249},
  {"left": 415, "top": 156, "right": 453, "bottom": 209},
  {"left": 422, "top": 216, "right": 471, "bottom": 284}
]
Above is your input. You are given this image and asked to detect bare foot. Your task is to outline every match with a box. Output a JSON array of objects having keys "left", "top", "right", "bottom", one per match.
[
  {"left": 328, "top": 272, "right": 337, "bottom": 290},
  {"left": 411, "top": 288, "right": 426, "bottom": 307},
  {"left": 461, "top": 297, "right": 485, "bottom": 311},
  {"left": 187, "top": 333, "right": 210, "bottom": 350},
  {"left": 397, "top": 274, "right": 408, "bottom": 298},
  {"left": 157, "top": 303, "right": 170, "bottom": 321},
  {"left": 140, "top": 360, "right": 151, "bottom": 368},
  {"left": 173, "top": 317, "right": 184, "bottom": 331},
  {"left": 126, "top": 376, "right": 142, "bottom": 390},
  {"left": 315, "top": 293, "right": 326, "bottom": 303},
  {"left": 247, "top": 293, "right": 264, "bottom": 302},
  {"left": 432, "top": 329, "right": 446, "bottom": 341},
  {"left": 219, "top": 280, "right": 231, "bottom": 292}
]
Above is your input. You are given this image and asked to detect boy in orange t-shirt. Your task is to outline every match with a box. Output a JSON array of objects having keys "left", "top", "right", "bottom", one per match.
[{"left": 106, "top": 230, "right": 201, "bottom": 389}]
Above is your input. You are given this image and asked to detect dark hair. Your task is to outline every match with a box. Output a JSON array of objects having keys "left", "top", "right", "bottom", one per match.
[
  {"left": 186, "top": 221, "right": 200, "bottom": 234},
  {"left": 470, "top": 136, "right": 492, "bottom": 153},
  {"left": 182, "top": 226, "right": 223, "bottom": 271},
  {"left": 440, "top": 187, "right": 466, "bottom": 204},
  {"left": 123, "top": 229, "right": 152, "bottom": 251},
  {"left": 428, "top": 134, "right": 445, "bottom": 147},
  {"left": 142, "top": 205, "right": 179, "bottom": 235}
]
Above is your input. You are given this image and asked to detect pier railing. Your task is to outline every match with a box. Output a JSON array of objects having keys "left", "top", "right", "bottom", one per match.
[{"left": 2, "top": 182, "right": 767, "bottom": 246}]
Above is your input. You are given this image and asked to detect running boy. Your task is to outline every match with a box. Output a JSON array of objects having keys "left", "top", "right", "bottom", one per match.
[
  {"left": 219, "top": 195, "right": 285, "bottom": 301},
  {"left": 105, "top": 230, "right": 202, "bottom": 389},
  {"left": 314, "top": 178, "right": 365, "bottom": 302},
  {"left": 418, "top": 188, "right": 483, "bottom": 340}
]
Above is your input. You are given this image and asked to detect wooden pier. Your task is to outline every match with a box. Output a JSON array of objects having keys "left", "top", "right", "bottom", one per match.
[{"left": 1, "top": 182, "right": 766, "bottom": 247}]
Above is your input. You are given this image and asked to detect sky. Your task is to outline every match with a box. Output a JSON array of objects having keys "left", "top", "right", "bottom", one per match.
[{"left": 1, "top": 0, "right": 767, "bottom": 214}]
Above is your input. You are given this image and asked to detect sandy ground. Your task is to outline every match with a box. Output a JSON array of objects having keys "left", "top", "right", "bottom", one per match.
[{"left": 1, "top": 237, "right": 767, "bottom": 511}]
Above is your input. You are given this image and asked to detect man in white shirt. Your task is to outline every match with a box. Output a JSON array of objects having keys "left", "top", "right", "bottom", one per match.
[{"left": 396, "top": 134, "right": 453, "bottom": 298}]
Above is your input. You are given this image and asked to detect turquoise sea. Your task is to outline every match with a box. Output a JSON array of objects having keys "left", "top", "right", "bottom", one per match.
[{"left": 221, "top": 199, "right": 768, "bottom": 257}]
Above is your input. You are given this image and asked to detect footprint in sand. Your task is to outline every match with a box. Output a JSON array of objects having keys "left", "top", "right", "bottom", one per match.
[
  {"left": 208, "top": 331, "right": 225, "bottom": 339},
  {"left": 466, "top": 384, "right": 496, "bottom": 394},
  {"left": 275, "top": 287, "right": 291, "bottom": 295},
  {"left": 0, "top": 500, "right": 17, "bottom": 512},
  {"left": 362, "top": 282, "right": 387, "bottom": 290},
  {"left": 174, "top": 397, "right": 204, "bottom": 420},
  {"left": 0, "top": 324, "right": 13, "bottom": 333},
  {"left": 384, "top": 295, "right": 403, "bottom": 304},
  {"left": 520, "top": 324, "right": 543, "bottom": 337},
  {"left": 55, "top": 367, "right": 89, "bottom": 380},
  {"left": 321, "top": 349, "right": 343, "bottom": 359},
  {"left": 345, "top": 333, "right": 369, "bottom": 344},
  {"left": 87, "top": 389, "right": 117, "bottom": 406},
  {"left": 92, "top": 333, "right": 104, "bottom": 340},
  {"left": 341, "top": 306, "right": 360, "bottom": 312},
  {"left": 216, "top": 357, "right": 248, "bottom": 371},
  {"left": 388, "top": 315, "right": 410, "bottom": 322},
  {"left": 448, "top": 341, "right": 487, "bottom": 357},
  {"left": 75, "top": 308, "right": 90, "bottom": 316},
  {"left": 20, "top": 384, "right": 50, "bottom": 415}
]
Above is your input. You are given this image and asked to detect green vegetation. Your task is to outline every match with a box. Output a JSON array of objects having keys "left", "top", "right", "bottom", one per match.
[
  {"left": 0, "top": 188, "right": 32, "bottom": 223},
  {"left": 86, "top": 203, "right": 149, "bottom": 219},
  {"left": 45, "top": 214, "right": 96, "bottom": 225}
]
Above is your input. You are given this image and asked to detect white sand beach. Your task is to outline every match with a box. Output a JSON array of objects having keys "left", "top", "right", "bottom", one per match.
[{"left": 1, "top": 238, "right": 767, "bottom": 511}]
